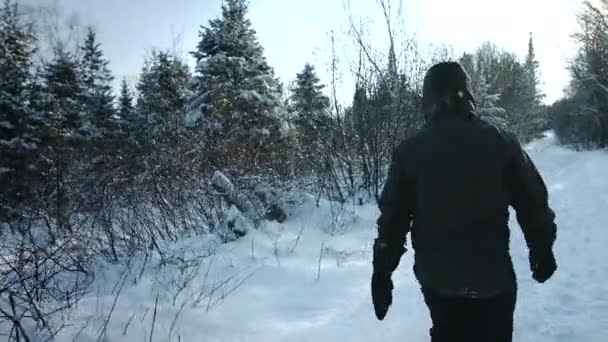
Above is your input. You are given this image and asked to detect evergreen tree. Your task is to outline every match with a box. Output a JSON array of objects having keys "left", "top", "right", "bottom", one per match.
[
  {"left": 79, "top": 27, "right": 115, "bottom": 133},
  {"left": 504, "top": 34, "right": 546, "bottom": 141},
  {"left": 118, "top": 77, "right": 134, "bottom": 120},
  {"left": 524, "top": 33, "right": 542, "bottom": 103},
  {"left": 562, "top": 0, "right": 608, "bottom": 146},
  {"left": 459, "top": 42, "right": 545, "bottom": 141},
  {"left": 189, "top": 0, "right": 282, "bottom": 136},
  {"left": 475, "top": 73, "right": 508, "bottom": 129},
  {"left": 136, "top": 50, "right": 192, "bottom": 130},
  {"left": 288, "top": 63, "right": 331, "bottom": 170},
  {"left": 35, "top": 47, "right": 87, "bottom": 229},
  {"left": 0, "top": 0, "right": 35, "bottom": 105},
  {"left": 0, "top": 0, "right": 37, "bottom": 144},
  {"left": 0, "top": 0, "right": 39, "bottom": 219},
  {"left": 290, "top": 64, "right": 330, "bottom": 119},
  {"left": 42, "top": 46, "right": 86, "bottom": 136},
  {"left": 188, "top": 0, "right": 289, "bottom": 175},
  {"left": 458, "top": 52, "right": 507, "bottom": 128}
]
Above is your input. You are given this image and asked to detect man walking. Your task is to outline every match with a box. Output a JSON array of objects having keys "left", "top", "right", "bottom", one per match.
[{"left": 371, "top": 62, "right": 557, "bottom": 341}]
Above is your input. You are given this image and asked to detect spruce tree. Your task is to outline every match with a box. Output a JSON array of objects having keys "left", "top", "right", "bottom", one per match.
[
  {"left": 136, "top": 50, "right": 192, "bottom": 130},
  {"left": 459, "top": 52, "right": 507, "bottom": 128},
  {"left": 189, "top": 0, "right": 282, "bottom": 136},
  {"left": 118, "top": 77, "right": 134, "bottom": 120},
  {"left": 188, "top": 0, "right": 289, "bottom": 175},
  {"left": 0, "top": 0, "right": 39, "bottom": 219},
  {"left": 564, "top": 0, "right": 608, "bottom": 146},
  {"left": 289, "top": 64, "right": 330, "bottom": 169},
  {"left": 475, "top": 73, "right": 507, "bottom": 129},
  {"left": 460, "top": 43, "right": 544, "bottom": 141},
  {"left": 36, "top": 47, "right": 87, "bottom": 229},
  {"left": 42, "top": 46, "right": 86, "bottom": 136},
  {"left": 290, "top": 64, "right": 330, "bottom": 120},
  {"left": 79, "top": 27, "right": 115, "bottom": 134},
  {"left": 0, "top": 0, "right": 37, "bottom": 144},
  {"left": 509, "top": 33, "right": 546, "bottom": 141}
]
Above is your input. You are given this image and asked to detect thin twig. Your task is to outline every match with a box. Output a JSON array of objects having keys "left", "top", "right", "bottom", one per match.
[
  {"left": 96, "top": 272, "right": 128, "bottom": 342},
  {"left": 122, "top": 312, "right": 136, "bottom": 336},
  {"left": 289, "top": 223, "right": 306, "bottom": 254},
  {"left": 168, "top": 296, "right": 190, "bottom": 340},
  {"left": 149, "top": 295, "right": 159, "bottom": 342},
  {"left": 317, "top": 241, "right": 325, "bottom": 281}
]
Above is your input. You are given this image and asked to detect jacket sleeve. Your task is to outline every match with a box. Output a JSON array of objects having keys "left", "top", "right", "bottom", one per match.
[
  {"left": 505, "top": 134, "right": 557, "bottom": 255},
  {"left": 374, "top": 144, "right": 414, "bottom": 273}
]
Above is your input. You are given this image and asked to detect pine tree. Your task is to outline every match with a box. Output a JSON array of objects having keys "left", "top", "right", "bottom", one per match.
[
  {"left": 290, "top": 64, "right": 330, "bottom": 118},
  {"left": 475, "top": 73, "right": 508, "bottom": 129},
  {"left": 459, "top": 52, "right": 507, "bottom": 128},
  {"left": 118, "top": 77, "right": 134, "bottom": 120},
  {"left": 0, "top": 0, "right": 37, "bottom": 144},
  {"left": 188, "top": 0, "right": 289, "bottom": 175},
  {"left": 524, "top": 33, "right": 542, "bottom": 104},
  {"left": 136, "top": 50, "right": 192, "bottom": 130},
  {"left": 79, "top": 27, "right": 115, "bottom": 134},
  {"left": 507, "top": 33, "right": 546, "bottom": 141},
  {"left": 563, "top": 0, "right": 608, "bottom": 146},
  {"left": 42, "top": 46, "right": 86, "bottom": 136},
  {"left": 0, "top": 0, "right": 39, "bottom": 219},
  {"left": 460, "top": 43, "right": 544, "bottom": 141},
  {"left": 189, "top": 0, "right": 282, "bottom": 136},
  {"left": 34, "top": 47, "right": 87, "bottom": 229},
  {"left": 288, "top": 64, "right": 330, "bottom": 169}
]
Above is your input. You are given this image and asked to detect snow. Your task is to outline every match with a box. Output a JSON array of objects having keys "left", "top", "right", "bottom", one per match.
[
  {"left": 183, "top": 94, "right": 205, "bottom": 126},
  {"left": 279, "top": 119, "right": 294, "bottom": 138},
  {"left": 0, "top": 137, "right": 38, "bottom": 150},
  {"left": 44, "top": 132, "right": 608, "bottom": 341},
  {"left": 0, "top": 120, "right": 14, "bottom": 130},
  {"left": 225, "top": 204, "right": 253, "bottom": 237},
  {"left": 211, "top": 170, "right": 235, "bottom": 194}
]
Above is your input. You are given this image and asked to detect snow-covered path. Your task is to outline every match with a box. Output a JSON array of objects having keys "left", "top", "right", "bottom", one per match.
[{"left": 57, "top": 133, "right": 608, "bottom": 342}]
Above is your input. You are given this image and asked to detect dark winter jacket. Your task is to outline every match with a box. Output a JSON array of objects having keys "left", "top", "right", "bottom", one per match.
[{"left": 375, "top": 110, "right": 557, "bottom": 298}]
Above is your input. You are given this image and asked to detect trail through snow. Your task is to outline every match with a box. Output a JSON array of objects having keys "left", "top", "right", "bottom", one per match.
[{"left": 56, "top": 133, "right": 608, "bottom": 342}]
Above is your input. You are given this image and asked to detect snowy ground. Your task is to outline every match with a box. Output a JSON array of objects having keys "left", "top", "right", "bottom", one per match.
[{"left": 53, "top": 132, "right": 608, "bottom": 342}]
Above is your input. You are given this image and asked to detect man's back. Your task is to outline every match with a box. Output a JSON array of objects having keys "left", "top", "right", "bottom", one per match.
[
  {"left": 399, "top": 114, "right": 518, "bottom": 297},
  {"left": 371, "top": 62, "right": 557, "bottom": 342}
]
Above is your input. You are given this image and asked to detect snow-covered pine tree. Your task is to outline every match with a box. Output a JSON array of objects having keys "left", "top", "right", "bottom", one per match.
[
  {"left": 118, "top": 77, "right": 134, "bottom": 120},
  {"left": 36, "top": 46, "right": 88, "bottom": 230},
  {"left": 459, "top": 52, "right": 507, "bottom": 129},
  {"left": 188, "top": 0, "right": 289, "bottom": 175},
  {"left": 289, "top": 63, "right": 330, "bottom": 137},
  {"left": 520, "top": 33, "right": 547, "bottom": 137},
  {"left": 79, "top": 27, "right": 115, "bottom": 135},
  {"left": 0, "top": 0, "right": 35, "bottom": 140},
  {"left": 290, "top": 64, "right": 330, "bottom": 117},
  {"left": 0, "top": 0, "right": 39, "bottom": 219},
  {"left": 42, "top": 46, "right": 86, "bottom": 136},
  {"left": 288, "top": 63, "right": 331, "bottom": 173},
  {"left": 475, "top": 73, "right": 508, "bottom": 129},
  {"left": 524, "top": 33, "right": 541, "bottom": 101},
  {"left": 489, "top": 34, "right": 546, "bottom": 142},
  {"left": 560, "top": 1, "right": 608, "bottom": 147},
  {"left": 135, "top": 50, "right": 191, "bottom": 131}
]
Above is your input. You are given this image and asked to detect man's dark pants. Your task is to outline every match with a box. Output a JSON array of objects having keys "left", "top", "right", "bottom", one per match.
[{"left": 421, "top": 287, "right": 517, "bottom": 342}]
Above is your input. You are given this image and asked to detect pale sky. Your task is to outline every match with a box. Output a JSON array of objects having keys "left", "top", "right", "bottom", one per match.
[{"left": 21, "top": 0, "right": 582, "bottom": 104}]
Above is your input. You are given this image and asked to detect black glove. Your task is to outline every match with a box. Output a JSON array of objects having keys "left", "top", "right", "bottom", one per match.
[
  {"left": 371, "top": 238, "right": 404, "bottom": 320},
  {"left": 530, "top": 249, "right": 557, "bottom": 283},
  {"left": 372, "top": 238, "right": 405, "bottom": 274},
  {"left": 371, "top": 272, "right": 393, "bottom": 320}
]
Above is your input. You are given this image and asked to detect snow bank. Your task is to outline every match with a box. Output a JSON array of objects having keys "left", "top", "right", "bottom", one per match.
[{"left": 47, "top": 133, "right": 608, "bottom": 341}]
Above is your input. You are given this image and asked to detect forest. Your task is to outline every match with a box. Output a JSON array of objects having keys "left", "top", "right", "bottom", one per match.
[{"left": 1, "top": 0, "right": 607, "bottom": 340}]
